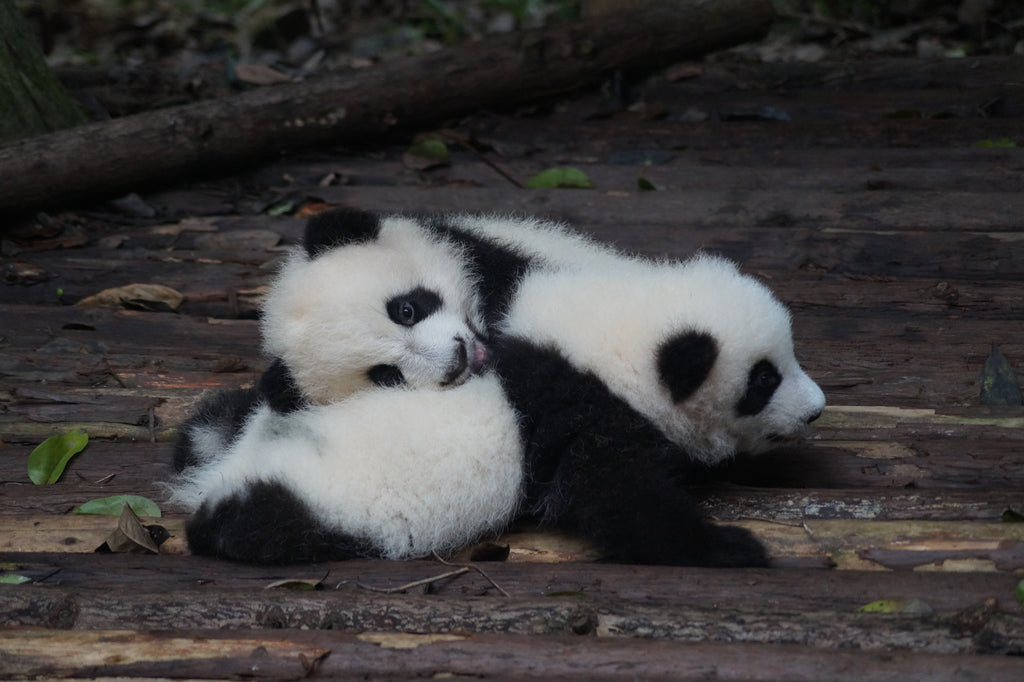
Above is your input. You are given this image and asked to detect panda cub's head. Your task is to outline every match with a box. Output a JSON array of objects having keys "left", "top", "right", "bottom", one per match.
[
  {"left": 261, "top": 208, "right": 489, "bottom": 405},
  {"left": 503, "top": 254, "right": 826, "bottom": 465}
]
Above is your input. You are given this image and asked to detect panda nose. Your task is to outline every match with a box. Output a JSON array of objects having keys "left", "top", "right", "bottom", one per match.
[{"left": 805, "top": 409, "right": 822, "bottom": 424}]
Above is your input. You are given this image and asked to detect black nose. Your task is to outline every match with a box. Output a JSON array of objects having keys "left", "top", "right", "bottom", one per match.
[{"left": 805, "top": 409, "right": 822, "bottom": 424}]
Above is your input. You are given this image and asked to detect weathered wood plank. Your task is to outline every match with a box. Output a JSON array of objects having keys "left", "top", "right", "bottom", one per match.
[
  {"left": 1, "top": 513, "right": 1021, "bottom": 573},
  {"left": 2, "top": 583, "right": 1022, "bottom": 655},
  {"left": 4, "top": 552, "right": 1020, "bottom": 613},
  {"left": 1, "top": 629, "right": 1021, "bottom": 681}
]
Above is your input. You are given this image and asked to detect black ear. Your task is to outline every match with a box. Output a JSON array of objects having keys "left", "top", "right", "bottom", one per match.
[
  {"left": 657, "top": 331, "right": 718, "bottom": 403},
  {"left": 257, "top": 358, "right": 305, "bottom": 413},
  {"left": 303, "top": 208, "right": 381, "bottom": 258}
]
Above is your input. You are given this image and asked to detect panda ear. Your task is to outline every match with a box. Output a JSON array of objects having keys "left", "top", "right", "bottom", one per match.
[
  {"left": 656, "top": 331, "right": 718, "bottom": 403},
  {"left": 303, "top": 208, "right": 381, "bottom": 258}
]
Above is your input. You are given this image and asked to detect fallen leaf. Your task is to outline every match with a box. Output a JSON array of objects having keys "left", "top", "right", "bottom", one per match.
[
  {"left": 637, "top": 176, "right": 656, "bottom": 191},
  {"left": 95, "top": 505, "right": 162, "bottom": 555},
  {"left": 403, "top": 139, "right": 450, "bottom": 170},
  {"left": 979, "top": 344, "right": 1023, "bottom": 405},
  {"left": 857, "top": 599, "right": 933, "bottom": 615},
  {"left": 76, "top": 284, "right": 184, "bottom": 311},
  {"left": 0, "top": 574, "right": 32, "bottom": 585},
  {"left": 1003, "top": 508, "right": 1024, "bottom": 523},
  {"left": 525, "top": 167, "right": 593, "bottom": 189},
  {"left": 1017, "top": 580, "right": 1024, "bottom": 612},
  {"left": 27, "top": 429, "right": 88, "bottom": 485},
  {"left": 265, "top": 578, "right": 326, "bottom": 591},
  {"left": 973, "top": 138, "right": 1017, "bottom": 148},
  {"left": 234, "top": 62, "right": 292, "bottom": 85},
  {"left": 74, "top": 494, "right": 162, "bottom": 518}
]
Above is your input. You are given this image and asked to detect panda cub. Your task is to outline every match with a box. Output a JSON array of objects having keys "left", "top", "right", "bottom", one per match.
[
  {"left": 402, "top": 214, "right": 826, "bottom": 566},
  {"left": 171, "top": 374, "right": 523, "bottom": 563},
  {"left": 169, "top": 209, "right": 522, "bottom": 563},
  {"left": 490, "top": 254, "right": 825, "bottom": 566},
  {"left": 173, "top": 209, "right": 489, "bottom": 473}
]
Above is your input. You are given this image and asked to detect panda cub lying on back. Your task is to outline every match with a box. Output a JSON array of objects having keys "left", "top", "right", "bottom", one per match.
[{"left": 172, "top": 208, "right": 825, "bottom": 566}]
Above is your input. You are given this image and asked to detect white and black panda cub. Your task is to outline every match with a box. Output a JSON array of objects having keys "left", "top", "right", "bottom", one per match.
[
  {"left": 173, "top": 208, "right": 490, "bottom": 474},
  {"left": 172, "top": 209, "right": 523, "bottom": 563},
  {"left": 412, "top": 215, "right": 826, "bottom": 567}
]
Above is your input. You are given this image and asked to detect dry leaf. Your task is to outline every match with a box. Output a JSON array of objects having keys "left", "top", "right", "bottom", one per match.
[
  {"left": 76, "top": 284, "right": 184, "bottom": 311},
  {"left": 96, "top": 505, "right": 161, "bottom": 555},
  {"left": 234, "top": 63, "right": 291, "bottom": 86}
]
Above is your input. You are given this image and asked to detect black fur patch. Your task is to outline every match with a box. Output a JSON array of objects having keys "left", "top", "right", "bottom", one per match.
[
  {"left": 303, "top": 207, "right": 381, "bottom": 258},
  {"left": 735, "top": 359, "right": 782, "bottom": 417},
  {"left": 421, "top": 218, "right": 533, "bottom": 332},
  {"left": 258, "top": 358, "right": 306, "bottom": 413},
  {"left": 386, "top": 287, "right": 443, "bottom": 326},
  {"left": 173, "top": 386, "right": 260, "bottom": 472},
  {"left": 186, "top": 479, "right": 372, "bottom": 564},
  {"left": 368, "top": 364, "right": 405, "bottom": 387},
  {"left": 656, "top": 331, "right": 719, "bottom": 403}
]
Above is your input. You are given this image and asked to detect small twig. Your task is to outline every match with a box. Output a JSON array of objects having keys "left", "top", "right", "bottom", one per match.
[
  {"left": 442, "top": 131, "right": 523, "bottom": 189},
  {"left": 355, "top": 567, "right": 470, "bottom": 594},
  {"left": 354, "top": 567, "right": 470, "bottom": 594},
  {"left": 431, "top": 551, "right": 511, "bottom": 598}
]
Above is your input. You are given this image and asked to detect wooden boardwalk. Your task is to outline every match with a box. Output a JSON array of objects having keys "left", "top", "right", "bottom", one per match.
[{"left": 2, "top": 55, "right": 1023, "bottom": 679}]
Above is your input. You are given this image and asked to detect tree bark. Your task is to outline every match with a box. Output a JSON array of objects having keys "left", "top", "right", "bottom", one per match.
[
  {"left": 0, "top": 0, "right": 774, "bottom": 218},
  {"left": 0, "top": 0, "right": 85, "bottom": 143}
]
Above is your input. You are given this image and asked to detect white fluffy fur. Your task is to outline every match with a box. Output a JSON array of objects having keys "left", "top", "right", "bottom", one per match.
[
  {"left": 260, "top": 216, "right": 487, "bottom": 404},
  {"left": 169, "top": 373, "right": 524, "bottom": 559},
  {"left": 448, "top": 214, "right": 624, "bottom": 268},
  {"left": 501, "top": 253, "right": 826, "bottom": 465}
]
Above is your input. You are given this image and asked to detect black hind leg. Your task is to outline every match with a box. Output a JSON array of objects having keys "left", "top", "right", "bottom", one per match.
[
  {"left": 187, "top": 479, "right": 372, "bottom": 564},
  {"left": 550, "top": 444, "right": 769, "bottom": 568}
]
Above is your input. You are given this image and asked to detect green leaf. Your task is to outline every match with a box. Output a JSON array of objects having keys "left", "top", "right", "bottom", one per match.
[
  {"left": 973, "top": 138, "right": 1017, "bottom": 148},
  {"left": 857, "top": 599, "right": 932, "bottom": 615},
  {"left": 27, "top": 429, "right": 88, "bottom": 485},
  {"left": 1003, "top": 508, "right": 1024, "bottom": 523},
  {"left": 979, "top": 344, "right": 1023, "bottom": 406},
  {"left": 637, "top": 176, "right": 656, "bottom": 191},
  {"left": 74, "top": 494, "right": 162, "bottom": 518},
  {"left": 525, "top": 167, "right": 593, "bottom": 189},
  {"left": 407, "top": 139, "right": 449, "bottom": 161},
  {"left": 1017, "top": 580, "right": 1024, "bottom": 612},
  {"left": 0, "top": 574, "right": 32, "bottom": 585}
]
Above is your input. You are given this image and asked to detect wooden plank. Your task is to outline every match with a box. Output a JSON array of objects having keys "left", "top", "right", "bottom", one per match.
[
  {"left": 0, "top": 514, "right": 1020, "bottom": 573},
  {"left": 2, "top": 584, "right": 1022, "bottom": 655},
  {"left": 4, "top": 552, "right": 1021, "bottom": 613},
  {"left": 1, "top": 629, "right": 1021, "bottom": 681}
]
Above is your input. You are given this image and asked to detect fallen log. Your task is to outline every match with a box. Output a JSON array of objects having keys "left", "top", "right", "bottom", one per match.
[{"left": 0, "top": 0, "right": 774, "bottom": 218}]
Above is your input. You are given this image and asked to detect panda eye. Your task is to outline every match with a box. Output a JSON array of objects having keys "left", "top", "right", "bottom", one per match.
[
  {"left": 399, "top": 301, "right": 417, "bottom": 325},
  {"left": 754, "top": 367, "right": 779, "bottom": 389},
  {"left": 387, "top": 288, "right": 442, "bottom": 327},
  {"left": 736, "top": 359, "right": 782, "bottom": 417}
]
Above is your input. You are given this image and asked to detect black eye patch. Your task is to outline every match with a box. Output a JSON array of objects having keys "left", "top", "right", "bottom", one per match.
[
  {"left": 736, "top": 359, "right": 782, "bottom": 417},
  {"left": 386, "top": 288, "right": 443, "bottom": 326},
  {"left": 368, "top": 365, "right": 406, "bottom": 387}
]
